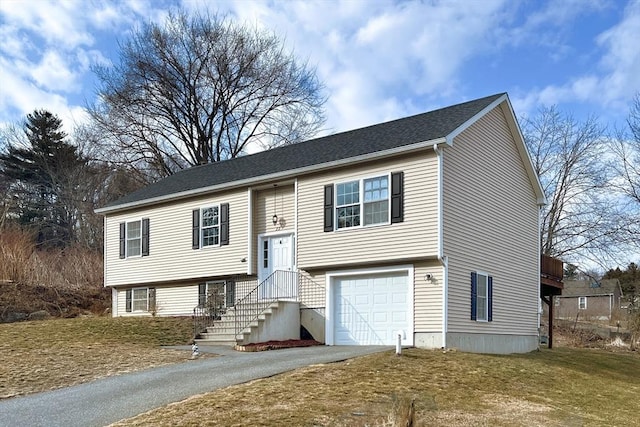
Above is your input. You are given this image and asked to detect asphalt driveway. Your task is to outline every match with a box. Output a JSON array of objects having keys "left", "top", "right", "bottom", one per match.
[{"left": 0, "top": 345, "right": 389, "bottom": 427}]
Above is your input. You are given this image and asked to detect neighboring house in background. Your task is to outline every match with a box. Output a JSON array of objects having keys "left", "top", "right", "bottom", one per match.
[
  {"left": 96, "top": 93, "right": 546, "bottom": 354},
  {"left": 555, "top": 279, "right": 624, "bottom": 321}
]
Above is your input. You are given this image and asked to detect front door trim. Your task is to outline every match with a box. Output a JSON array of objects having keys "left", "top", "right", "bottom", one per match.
[{"left": 257, "top": 231, "right": 296, "bottom": 282}]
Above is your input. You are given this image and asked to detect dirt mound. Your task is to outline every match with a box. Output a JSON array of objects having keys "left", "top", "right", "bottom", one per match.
[{"left": 0, "top": 281, "right": 110, "bottom": 322}]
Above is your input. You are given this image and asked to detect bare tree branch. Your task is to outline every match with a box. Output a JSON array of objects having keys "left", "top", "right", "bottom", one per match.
[{"left": 87, "top": 10, "right": 326, "bottom": 181}]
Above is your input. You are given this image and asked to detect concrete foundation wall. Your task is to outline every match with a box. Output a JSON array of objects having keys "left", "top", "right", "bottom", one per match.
[
  {"left": 446, "top": 332, "right": 537, "bottom": 354},
  {"left": 243, "top": 301, "right": 300, "bottom": 344},
  {"left": 414, "top": 332, "right": 443, "bottom": 349},
  {"left": 301, "top": 308, "right": 326, "bottom": 343}
]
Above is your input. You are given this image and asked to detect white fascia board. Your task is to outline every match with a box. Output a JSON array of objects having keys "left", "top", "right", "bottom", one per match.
[{"left": 95, "top": 137, "right": 447, "bottom": 214}]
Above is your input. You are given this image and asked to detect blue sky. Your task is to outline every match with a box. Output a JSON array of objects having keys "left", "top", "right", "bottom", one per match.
[{"left": 0, "top": 0, "right": 639, "bottom": 137}]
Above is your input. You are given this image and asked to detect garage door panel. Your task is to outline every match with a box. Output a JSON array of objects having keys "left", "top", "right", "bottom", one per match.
[{"left": 334, "top": 271, "right": 410, "bottom": 345}]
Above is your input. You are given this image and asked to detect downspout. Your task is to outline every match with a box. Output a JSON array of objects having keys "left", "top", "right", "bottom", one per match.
[
  {"left": 434, "top": 143, "right": 448, "bottom": 349},
  {"left": 538, "top": 206, "right": 543, "bottom": 346},
  {"left": 247, "top": 188, "right": 253, "bottom": 276}
]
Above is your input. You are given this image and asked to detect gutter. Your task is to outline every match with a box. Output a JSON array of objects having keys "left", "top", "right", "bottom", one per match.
[{"left": 96, "top": 137, "right": 448, "bottom": 214}]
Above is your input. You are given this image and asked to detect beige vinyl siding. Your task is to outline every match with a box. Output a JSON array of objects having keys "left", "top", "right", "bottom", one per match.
[
  {"left": 297, "top": 151, "right": 438, "bottom": 269},
  {"left": 105, "top": 189, "right": 248, "bottom": 287},
  {"left": 443, "top": 104, "right": 539, "bottom": 336},
  {"left": 115, "top": 284, "right": 199, "bottom": 317},
  {"left": 413, "top": 261, "right": 443, "bottom": 332},
  {"left": 252, "top": 184, "right": 295, "bottom": 272}
]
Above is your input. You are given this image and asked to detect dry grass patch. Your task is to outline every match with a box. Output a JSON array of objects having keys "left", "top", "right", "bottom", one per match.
[
  {"left": 0, "top": 316, "right": 196, "bottom": 398},
  {"left": 112, "top": 347, "right": 639, "bottom": 427}
]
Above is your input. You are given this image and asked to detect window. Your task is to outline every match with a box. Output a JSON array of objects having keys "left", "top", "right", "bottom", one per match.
[
  {"left": 363, "top": 176, "right": 389, "bottom": 225},
  {"left": 324, "top": 172, "right": 403, "bottom": 232},
  {"left": 126, "top": 221, "right": 141, "bottom": 257},
  {"left": 125, "top": 287, "right": 155, "bottom": 313},
  {"left": 119, "top": 218, "right": 149, "bottom": 259},
  {"left": 201, "top": 206, "right": 219, "bottom": 247},
  {"left": 132, "top": 288, "right": 148, "bottom": 311},
  {"left": 336, "top": 180, "right": 361, "bottom": 228},
  {"left": 336, "top": 175, "right": 389, "bottom": 229},
  {"left": 198, "top": 281, "right": 235, "bottom": 311},
  {"left": 471, "top": 271, "right": 493, "bottom": 322},
  {"left": 192, "top": 204, "right": 229, "bottom": 249},
  {"left": 263, "top": 240, "right": 269, "bottom": 269},
  {"left": 578, "top": 296, "right": 587, "bottom": 310}
]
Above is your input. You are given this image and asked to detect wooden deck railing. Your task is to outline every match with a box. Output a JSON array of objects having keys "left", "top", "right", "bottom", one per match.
[{"left": 540, "top": 254, "right": 563, "bottom": 288}]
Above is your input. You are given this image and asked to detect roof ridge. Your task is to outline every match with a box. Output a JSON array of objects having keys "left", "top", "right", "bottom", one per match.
[{"left": 99, "top": 93, "right": 506, "bottom": 211}]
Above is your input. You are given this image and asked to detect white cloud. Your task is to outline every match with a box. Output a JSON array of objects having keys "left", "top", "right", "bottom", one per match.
[
  {"left": 0, "top": 0, "right": 172, "bottom": 131},
  {"left": 29, "top": 50, "right": 80, "bottom": 92},
  {"left": 514, "top": 0, "right": 640, "bottom": 115},
  {"left": 208, "top": 0, "right": 510, "bottom": 133}
]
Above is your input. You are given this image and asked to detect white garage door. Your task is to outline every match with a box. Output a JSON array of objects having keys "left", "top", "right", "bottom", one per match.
[{"left": 334, "top": 271, "right": 410, "bottom": 345}]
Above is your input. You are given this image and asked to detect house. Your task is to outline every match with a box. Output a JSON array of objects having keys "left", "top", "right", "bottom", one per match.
[
  {"left": 554, "top": 279, "right": 624, "bottom": 321},
  {"left": 96, "top": 93, "right": 545, "bottom": 354}
]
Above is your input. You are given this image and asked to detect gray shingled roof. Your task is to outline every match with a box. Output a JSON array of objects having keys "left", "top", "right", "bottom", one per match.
[
  {"left": 102, "top": 93, "right": 504, "bottom": 210},
  {"left": 561, "top": 279, "right": 622, "bottom": 297}
]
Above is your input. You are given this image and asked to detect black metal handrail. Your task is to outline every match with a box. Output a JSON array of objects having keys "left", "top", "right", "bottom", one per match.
[
  {"left": 233, "top": 270, "right": 298, "bottom": 337},
  {"left": 193, "top": 270, "right": 326, "bottom": 342},
  {"left": 193, "top": 306, "right": 217, "bottom": 338}
]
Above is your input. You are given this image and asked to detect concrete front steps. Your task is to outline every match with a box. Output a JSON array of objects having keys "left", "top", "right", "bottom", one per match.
[{"left": 195, "top": 300, "right": 300, "bottom": 346}]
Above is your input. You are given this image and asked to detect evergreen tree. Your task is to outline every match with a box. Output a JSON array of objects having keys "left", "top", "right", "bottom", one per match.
[{"left": 0, "top": 110, "right": 86, "bottom": 246}]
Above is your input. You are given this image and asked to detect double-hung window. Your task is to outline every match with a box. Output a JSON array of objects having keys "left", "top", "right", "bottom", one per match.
[
  {"left": 132, "top": 288, "right": 148, "bottom": 311},
  {"left": 325, "top": 172, "right": 402, "bottom": 232},
  {"left": 471, "top": 271, "right": 493, "bottom": 322},
  {"left": 201, "top": 206, "right": 220, "bottom": 247},
  {"left": 363, "top": 176, "right": 389, "bottom": 225},
  {"left": 119, "top": 218, "right": 149, "bottom": 259},
  {"left": 125, "top": 287, "right": 155, "bottom": 313},
  {"left": 126, "top": 221, "right": 141, "bottom": 257},
  {"left": 336, "top": 181, "right": 361, "bottom": 228},
  {"left": 336, "top": 175, "right": 389, "bottom": 229},
  {"left": 192, "top": 203, "right": 229, "bottom": 249}
]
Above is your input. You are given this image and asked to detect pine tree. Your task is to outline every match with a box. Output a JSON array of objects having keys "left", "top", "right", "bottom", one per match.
[{"left": 0, "top": 110, "right": 86, "bottom": 246}]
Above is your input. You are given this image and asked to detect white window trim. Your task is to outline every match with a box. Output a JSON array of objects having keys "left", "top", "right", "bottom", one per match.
[
  {"left": 131, "top": 287, "right": 149, "bottom": 312},
  {"left": 125, "top": 218, "right": 143, "bottom": 258},
  {"left": 325, "top": 264, "right": 414, "bottom": 346},
  {"left": 200, "top": 205, "right": 221, "bottom": 249},
  {"left": 334, "top": 172, "right": 391, "bottom": 231},
  {"left": 475, "top": 270, "right": 490, "bottom": 322},
  {"left": 578, "top": 296, "right": 587, "bottom": 310}
]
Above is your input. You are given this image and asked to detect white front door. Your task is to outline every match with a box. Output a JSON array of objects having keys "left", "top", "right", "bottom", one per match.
[{"left": 259, "top": 234, "right": 295, "bottom": 299}]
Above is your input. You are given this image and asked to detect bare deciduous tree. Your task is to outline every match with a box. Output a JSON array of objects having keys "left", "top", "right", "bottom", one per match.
[
  {"left": 88, "top": 10, "right": 326, "bottom": 181},
  {"left": 522, "top": 107, "right": 626, "bottom": 266},
  {"left": 611, "top": 93, "right": 640, "bottom": 249}
]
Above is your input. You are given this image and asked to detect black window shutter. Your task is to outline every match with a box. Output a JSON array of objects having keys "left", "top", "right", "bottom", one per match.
[
  {"left": 119, "top": 222, "right": 126, "bottom": 259},
  {"left": 198, "top": 283, "right": 206, "bottom": 307},
  {"left": 192, "top": 209, "right": 200, "bottom": 249},
  {"left": 148, "top": 287, "right": 156, "bottom": 312},
  {"left": 141, "top": 218, "right": 150, "bottom": 256},
  {"left": 470, "top": 272, "right": 477, "bottom": 321},
  {"left": 220, "top": 203, "right": 229, "bottom": 246},
  {"left": 125, "top": 289, "right": 132, "bottom": 312},
  {"left": 323, "top": 184, "right": 334, "bottom": 232},
  {"left": 488, "top": 276, "right": 493, "bottom": 322},
  {"left": 391, "top": 172, "right": 404, "bottom": 223}
]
